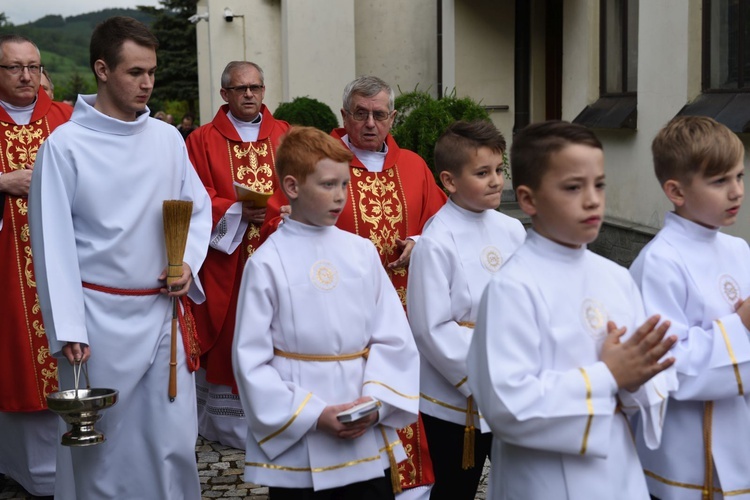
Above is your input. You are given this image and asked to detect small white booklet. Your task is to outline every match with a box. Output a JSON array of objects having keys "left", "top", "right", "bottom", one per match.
[{"left": 336, "top": 400, "right": 381, "bottom": 423}]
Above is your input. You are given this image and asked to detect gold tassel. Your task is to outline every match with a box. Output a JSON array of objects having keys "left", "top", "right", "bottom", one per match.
[
  {"left": 380, "top": 425, "right": 402, "bottom": 494},
  {"left": 462, "top": 396, "right": 475, "bottom": 469}
]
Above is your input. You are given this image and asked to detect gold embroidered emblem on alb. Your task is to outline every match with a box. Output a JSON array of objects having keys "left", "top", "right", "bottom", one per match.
[
  {"left": 581, "top": 298, "right": 608, "bottom": 340},
  {"left": 309, "top": 260, "right": 339, "bottom": 291},
  {"left": 480, "top": 246, "right": 503, "bottom": 273},
  {"left": 718, "top": 274, "right": 740, "bottom": 305}
]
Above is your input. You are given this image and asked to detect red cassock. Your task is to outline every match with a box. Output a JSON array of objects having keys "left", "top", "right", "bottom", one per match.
[
  {"left": 263, "top": 128, "right": 447, "bottom": 489},
  {"left": 0, "top": 91, "right": 72, "bottom": 412},
  {"left": 186, "top": 104, "right": 289, "bottom": 389}
]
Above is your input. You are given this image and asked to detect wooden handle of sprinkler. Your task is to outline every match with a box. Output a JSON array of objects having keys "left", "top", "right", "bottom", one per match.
[
  {"left": 168, "top": 297, "right": 178, "bottom": 401},
  {"left": 167, "top": 265, "right": 181, "bottom": 402}
]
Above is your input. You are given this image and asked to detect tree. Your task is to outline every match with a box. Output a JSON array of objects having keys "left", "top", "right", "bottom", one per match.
[
  {"left": 57, "top": 71, "right": 96, "bottom": 102},
  {"left": 0, "top": 12, "right": 10, "bottom": 27},
  {"left": 138, "top": 0, "right": 198, "bottom": 114}
]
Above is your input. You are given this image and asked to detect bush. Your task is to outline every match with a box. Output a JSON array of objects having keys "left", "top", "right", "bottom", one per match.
[
  {"left": 391, "top": 89, "right": 492, "bottom": 184},
  {"left": 273, "top": 96, "right": 339, "bottom": 133}
]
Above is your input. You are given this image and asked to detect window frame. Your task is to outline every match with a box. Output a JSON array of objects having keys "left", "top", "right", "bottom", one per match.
[
  {"left": 599, "top": 0, "right": 638, "bottom": 97},
  {"left": 702, "top": 0, "right": 750, "bottom": 93},
  {"left": 573, "top": 0, "right": 638, "bottom": 129}
]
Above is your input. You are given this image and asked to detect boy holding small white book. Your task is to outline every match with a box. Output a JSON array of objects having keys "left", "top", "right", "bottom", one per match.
[{"left": 232, "top": 126, "right": 420, "bottom": 499}]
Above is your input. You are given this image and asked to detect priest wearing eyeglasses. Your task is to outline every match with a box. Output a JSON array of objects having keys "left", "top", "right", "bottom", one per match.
[
  {"left": 262, "top": 75, "right": 446, "bottom": 499},
  {"left": 185, "top": 60, "right": 289, "bottom": 450},
  {"left": 0, "top": 34, "right": 72, "bottom": 498}
]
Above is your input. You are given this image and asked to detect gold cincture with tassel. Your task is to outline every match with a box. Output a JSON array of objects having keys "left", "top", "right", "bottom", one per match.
[
  {"left": 379, "top": 425, "right": 403, "bottom": 494},
  {"left": 163, "top": 200, "right": 193, "bottom": 402}
]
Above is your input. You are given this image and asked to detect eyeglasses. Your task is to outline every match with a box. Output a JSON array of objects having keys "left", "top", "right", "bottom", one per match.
[
  {"left": 0, "top": 64, "right": 44, "bottom": 75},
  {"left": 346, "top": 109, "right": 392, "bottom": 122},
  {"left": 224, "top": 84, "right": 265, "bottom": 95}
]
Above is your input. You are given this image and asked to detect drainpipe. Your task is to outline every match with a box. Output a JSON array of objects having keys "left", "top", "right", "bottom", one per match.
[
  {"left": 513, "top": 0, "right": 531, "bottom": 134},
  {"left": 437, "top": 0, "right": 443, "bottom": 98}
]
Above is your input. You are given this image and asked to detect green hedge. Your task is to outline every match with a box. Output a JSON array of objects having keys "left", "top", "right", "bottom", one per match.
[
  {"left": 391, "top": 90, "right": 491, "bottom": 184},
  {"left": 274, "top": 96, "right": 339, "bottom": 133}
]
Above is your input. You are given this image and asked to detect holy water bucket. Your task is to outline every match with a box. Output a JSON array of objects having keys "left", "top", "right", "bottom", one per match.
[{"left": 46, "top": 362, "right": 118, "bottom": 447}]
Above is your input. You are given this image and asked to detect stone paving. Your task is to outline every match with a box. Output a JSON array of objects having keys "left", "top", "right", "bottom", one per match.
[
  {"left": 1, "top": 436, "right": 488, "bottom": 499},
  {"left": 195, "top": 436, "right": 269, "bottom": 500}
]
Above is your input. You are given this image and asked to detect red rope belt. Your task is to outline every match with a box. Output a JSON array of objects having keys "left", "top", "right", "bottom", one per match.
[{"left": 81, "top": 282, "right": 201, "bottom": 372}]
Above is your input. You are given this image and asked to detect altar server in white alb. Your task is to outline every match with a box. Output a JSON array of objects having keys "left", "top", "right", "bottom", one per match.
[
  {"left": 630, "top": 116, "right": 750, "bottom": 500},
  {"left": 406, "top": 120, "right": 525, "bottom": 499},
  {"left": 29, "top": 17, "right": 211, "bottom": 500},
  {"left": 233, "top": 126, "right": 420, "bottom": 499},
  {"left": 467, "top": 121, "right": 679, "bottom": 500}
]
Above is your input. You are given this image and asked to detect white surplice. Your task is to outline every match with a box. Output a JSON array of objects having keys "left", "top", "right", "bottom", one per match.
[
  {"left": 630, "top": 211, "right": 750, "bottom": 500},
  {"left": 232, "top": 218, "right": 420, "bottom": 491},
  {"left": 467, "top": 230, "right": 677, "bottom": 500},
  {"left": 407, "top": 199, "right": 525, "bottom": 428},
  {"left": 29, "top": 95, "right": 212, "bottom": 500}
]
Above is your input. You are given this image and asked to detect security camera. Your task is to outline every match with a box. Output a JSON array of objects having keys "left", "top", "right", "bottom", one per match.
[
  {"left": 224, "top": 8, "right": 234, "bottom": 22},
  {"left": 188, "top": 12, "right": 209, "bottom": 23}
]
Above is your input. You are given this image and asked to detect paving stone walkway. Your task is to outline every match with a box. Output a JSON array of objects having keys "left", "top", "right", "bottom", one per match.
[{"left": 1, "top": 436, "right": 489, "bottom": 499}]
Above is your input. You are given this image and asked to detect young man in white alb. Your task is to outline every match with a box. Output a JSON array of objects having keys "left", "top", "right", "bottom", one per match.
[{"left": 30, "top": 16, "right": 211, "bottom": 500}]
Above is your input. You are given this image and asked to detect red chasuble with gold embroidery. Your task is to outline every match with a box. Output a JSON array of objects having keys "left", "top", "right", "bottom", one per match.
[
  {"left": 329, "top": 129, "right": 447, "bottom": 306},
  {"left": 186, "top": 104, "right": 288, "bottom": 389},
  {"left": 0, "top": 91, "right": 71, "bottom": 412},
  {"left": 263, "top": 129, "right": 446, "bottom": 489}
]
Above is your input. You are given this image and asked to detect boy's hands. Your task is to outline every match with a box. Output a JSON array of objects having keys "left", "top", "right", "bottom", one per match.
[
  {"left": 316, "top": 396, "right": 378, "bottom": 440},
  {"left": 601, "top": 315, "right": 676, "bottom": 392}
]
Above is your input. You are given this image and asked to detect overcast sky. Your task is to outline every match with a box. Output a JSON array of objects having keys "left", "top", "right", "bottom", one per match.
[{"left": 5, "top": 0, "right": 163, "bottom": 26}]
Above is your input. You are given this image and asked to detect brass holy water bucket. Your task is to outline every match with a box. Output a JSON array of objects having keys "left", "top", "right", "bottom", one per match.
[{"left": 46, "top": 362, "right": 118, "bottom": 447}]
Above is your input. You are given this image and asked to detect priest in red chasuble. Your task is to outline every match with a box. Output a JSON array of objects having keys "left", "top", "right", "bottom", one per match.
[
  {"left": 0, "top": 34, "right": 72, "bottom": 496},
  {"left": 186, "top": 61, "right": 289, "bottom": 450},
  {"left": 263, "top": 75, "right": 446, "bottom": 498}
]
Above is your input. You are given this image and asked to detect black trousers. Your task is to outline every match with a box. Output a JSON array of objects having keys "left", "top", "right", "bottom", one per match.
[
  {"left": 269, "top": 470, "right": 394, "bottom": 500},
  {"left": 421, "top": 412, "right": 492, "bottom": 500}
]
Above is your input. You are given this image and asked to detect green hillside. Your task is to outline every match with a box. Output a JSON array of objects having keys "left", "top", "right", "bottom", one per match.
[
  {"left": 0, "top": 2, "right": 198, "bottom": 119},
  {"left": 0, "top": 9, "right": 155, "bottom": 100}
]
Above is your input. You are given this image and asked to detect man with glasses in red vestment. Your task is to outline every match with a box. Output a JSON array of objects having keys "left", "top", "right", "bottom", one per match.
[
  {"left": 0, "top": 34, "right": 72, "bottom": 497},
  {"left": 186, "top": 61, "right": 289, "bottom": 450}
]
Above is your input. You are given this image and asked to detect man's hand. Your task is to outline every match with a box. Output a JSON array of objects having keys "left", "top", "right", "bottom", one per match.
[
  {"left": 387, "top": 238, "right": 415, "bottom": 269},
  {"left": 62, "top": 342, "right": 91, "bottom": 365},
  {"left": 242, "top": 201, "right": 266, "bottom": 225},
  {"left": 601, "top": 315, "right": 676, "bottom": 392},
  {"left": 316, "top": 396, "right": 378, "bottom": 440},
  {"left": 0, "top": 168, "right": 33, "bottom": 196},
  {"left": 735, "top": 297, "right": 750, "bottom": 331},
  {"left": 159, "top": 262, "right": 193, "bottom": 297}
]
